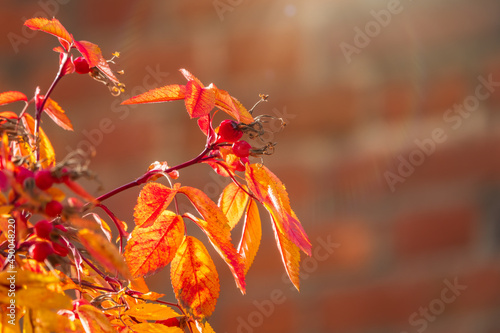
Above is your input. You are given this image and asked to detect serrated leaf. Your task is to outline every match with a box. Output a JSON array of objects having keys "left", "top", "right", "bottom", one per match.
[
  {"left": 214, "top": 87, "right": 253, "bottom": 124},
  {"left": 184, "top": 81, "right": 216, "bottom": 118},
  {"left": 134, "top": 182, "right": 179, "bottom": 227},
  {"left": 74, "top": 40, "right": 103, "bottom": 68},
  {"left": 21, "top": 113, "right": 55, "bottom": 168},
  {"left": 121, "top": 84, "right": 186, "bottom": 105},
  {"left": 171, "top": 236, "right": 220, "bottom": 320},
  {"left": 218, "top": 182, "right": 249, "bottom": 230},
  {"left": 76, "top": 304, "right": 115, "bottom": 333},
  {"left": 124, "top": 303, "right": 180, "bottom": 321},
  {"left": 271, "top": 214, "right": 301, "bottom": 291},
  {"left": 125, "top": 211, "right": 185, "bottom": 277},
  {"left": 78, "top": 229, "right": 131, "bottom": 279},
  {"left": 238, "top": 199, "right": 262, "bottom": 275},
  {"left": 129, "top": 323, "right": 184, "bottom": 333},
  {"left": 42, "top": 97, "right": 73, "bottom": 131},
  {"left": 245, "top": 164, "right": 311, "bottom": 256},
  {"left": 0, "top": 91, "right": 27, "bottom": 106},
  {"left": 180, "top": 186, "right": 245, "bottom": 292},
  {"left": 24, "top": 17, "right": 73, "bottom": 46}
]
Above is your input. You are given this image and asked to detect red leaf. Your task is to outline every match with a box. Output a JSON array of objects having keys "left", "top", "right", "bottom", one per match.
[
  {"left": 184, "top": 81, "right": 216, "bottom": 118},
  {"left": 179, "top": 186, "right": 246, "bottom": 293},
  {"left": 134, "top": 183, "right": 179, "bottom": 227},
  {"left": 24, "top": 18, "right": 73, "bottom": 47},
  {"left": 125, "top": 211, "right": 185, "bottom": 277},
  {"left": 74, "top": 40, "right": 103, "bottom": 68},
  {"left": 0, "top": 91, "right": 27, "bottom": 106},
  {"left": 238, "top": 199, "right": 262, "bottom": 275},
  {"left": 170, "top": 236, "right": 220, "bottom": 320},
  {"left": 218, "top": 182, "right": 249, "bottom": 229},
  {"left": 245, "top": 164, "right": 311, "bottom": 256},
  {"left": 179, "top": 68, "right": 203, "bottom": 87},
  {"left": 121, "top": 85, "right": 186, "bottom": 105},
  {"left": 41, "top": 97, "right": 73, "bottom": 131}
]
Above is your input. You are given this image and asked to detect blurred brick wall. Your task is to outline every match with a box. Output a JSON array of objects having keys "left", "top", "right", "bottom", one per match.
[{"left": 2, "top": 0, "right": 500, "bottom": 332}]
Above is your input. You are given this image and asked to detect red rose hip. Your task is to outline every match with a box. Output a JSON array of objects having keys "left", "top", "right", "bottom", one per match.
[
  {"left": 35, "top": 169, "right": 54, "bottom": 190},
  {"left": 232, "top": 140, "right": 252, "bottom": 158},
  {"left": 218, "top": 120, "right": 243, "bottom": 142},
  {"left": 34, "top": 220, "right": 53, "bottom": 239},
  {"left": 74, "top": 57, "right": 90, "bottom": 74},
  {"left": 29, "top": 242, "right": 54, "bottom": 262},
  {"left": 45, "top": 200, "right": 63, "bottom": 217}
]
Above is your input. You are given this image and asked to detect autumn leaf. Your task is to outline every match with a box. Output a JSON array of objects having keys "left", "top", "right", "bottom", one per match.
[
  {"left": 21, "top": 113, "right": 56, "bottom": 168},
  {"left": 24, "top": 17, "right": 74, "bottom": 47},
  {"left": 76, "top": 304, "right": 115, "bottom": 333},
  {"left": 238, "top": 199, "right": 262, "bottom": 275},
  {"left": 271, "top": 214, "right": 301, "bottom": 291},
  {"left": 134, "top": 182, "right": 179, "bottom": 227},
  {"left": 42, "top": 97, "right": 73, "bottom": 131},
  {"left": 0, "top": 91, "right": 27, "bottom": 106},
  {"left": 74, "top": 40, "right": 103, "bottom": 69},
  {"left": 125, "top": 211, "right": 185, "bottom": 277},
  {"left": 16, "top": 286, "right": 72, "bottom": 310},
  {"left": 214, "top": 87, "right": 253, "bottom": 124},
  {"left": 180, "top": 68, "right": 203, "bottom": 86},
  {"left": 121, "top": 84, "right": 186, "bottom": 105},
  {"left": 78, "top": 229, "right": 131, "bottom": 279},
  {"left": 180, "top": 186, "right": 246, "bottom": 292},
  {"left": 218, "top": 182, "right": 249, "bottom": 229},
  {"left": 184, "top": 81, "right": 216, "bottom": 118},
  {"left": 129, "top": 323, "right": 184, "bottom": 333},
  {"left": 245, "top": 164, "right": 311, "bottom": 256},
  {"left": 124, "top": 303, "right": 180, "bottom": 321},
  {"left": 170, "top": 236, "right": 220, "bottom": 320}
]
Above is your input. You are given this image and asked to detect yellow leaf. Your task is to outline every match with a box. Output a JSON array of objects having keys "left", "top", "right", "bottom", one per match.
[
  {"left": 78, "top": 229, "right": 131, "bottom": 279},
  {"left": 15, "top": 286, "right": 72, "bottom": 310},
  {"left": 0, "top": 270, "right": 58, "bottom": 287},
  {"left": 21, "top": 114, "right": 55, "bottom": 168},
  {"left": 128, "top": 323, "right": 184, "bottom": 333},
  {"left": 218, "top": 182, "right": 249, "bottom": 230},
  {"left": 124, "top": 303, "right": 180, "bottom": 321},
  {"left": 76, "top": 304, "right": 115, "bottom": 333},
  {"left": 171, "top": 236, "right": 220, "bottom": 320},
  {"left": 0, "top": 304, "right": 20, "bottom": 333},
  {"left": 238, "top": 199, "right": 262, "bottom": 275}
]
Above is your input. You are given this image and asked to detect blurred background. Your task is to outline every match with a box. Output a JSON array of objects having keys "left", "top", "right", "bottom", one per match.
[{"left": 2, "top": 0, "right": 500, "bottom": 332}]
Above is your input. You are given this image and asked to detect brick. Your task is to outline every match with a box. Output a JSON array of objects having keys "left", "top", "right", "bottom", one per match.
[{"left": 393, "top": 204, "right": 476, "bottom": 260}]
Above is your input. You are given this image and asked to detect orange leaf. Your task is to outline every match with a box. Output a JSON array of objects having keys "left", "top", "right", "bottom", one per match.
[
  {"left": 78, "top": 229, "right": 131, "bottom": 279},
  {"left": 218, "top": 182, "right": 249, "bottom": 229},
  {"left": 245, "top": 164, "right": 311, "bottom": 256},
  {"left": 76, "top": 304, "right": 115, "bottom": 333},
  {"left": 74, "top": 40, "right": 103, "bottom": 68},
  {"left": 121, "top": 84, "right": 186, "bottom": 105},
  {"left": 134, "top": 182, "right": 179, "bottom": 227},
  {"left": 0, "top": 91, "right": 27, "bottom": 106},
  {"left": 124, "top": 303, "right": 180, "bottom": 321},
  {"left": 42, "top": 97, "right": 73, "bottom": 131},
  {"left": 271, "top": 214, "right": 301, "bottom": 291},
  {"left": 24, "top": 17, "right": 73, "bottom": 46},
  {"left": 124, "top": 211, "right": 185, "bottom": 277},
  {"left": 184, "top": 81, "right": 215, "bottom": 118},
  {"left": 179, "top": 186, "right": 246, "bottom": 292},
  {"left": 21, "top": 113, "right": 55, "bottom": 168},
  {"left": 179, "top": 68, "right": 203, "bottom": 87},
  {"left": 170, "top": 236, "right": 220, "bottom": 320},
  {"left": 129, "top": 323, "right": 184, "bottom": 333},
  {"left": 238, "top": 199, "right": 262, "bottom": 275},
  {"left": 214, "top": 87, "right": 253, "bottom": 124}
]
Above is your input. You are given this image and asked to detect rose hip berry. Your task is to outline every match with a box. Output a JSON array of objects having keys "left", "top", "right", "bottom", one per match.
[
  {"left": 74, "top": 57, "right": 90, "bottom": 74},
  {"left": 45, "top": 200, "right": 63, "bottom": 217},
  {"left": 232, "top": 140, "right": 252, "bottom": 158},
  {"left": 218, "top": 120, "right": 243, "bottom": 142},
  {"left": 34, "top": 220, "right": 53, "bottom": 239},
  {"left": 35, "top": 169, "right": 54, "bottom": 190},
  {"left": 16, "top": 167, "right": 34, "bottom": 184},
  {"left": 29, "top": 242, "right": 54, "bottom": 262}
]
